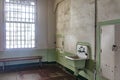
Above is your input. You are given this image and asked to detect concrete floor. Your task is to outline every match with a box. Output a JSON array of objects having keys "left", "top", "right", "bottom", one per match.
[{"left": 0, "top": 65, "right": 76, "bottom": 80}]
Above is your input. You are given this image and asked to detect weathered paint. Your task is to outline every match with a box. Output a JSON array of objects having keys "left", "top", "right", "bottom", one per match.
[
  {"left": 98, "top": 0, "right": 120, "bottom": 22},
  {"left": 96, "top": 0, "right": 120, "bottom": 80},
  {"left": 115, "top": 24, "right": 120, "bottom": 80},
  {"left": 55, "top": 0, "right": 95, "bottom": 80},
  {"left": 56, "top": 0, "right": 71, "bottom": 51},
  {"left": 69, "top": 0, "right": 95, "bottom": 58},
  {"left": 55, "top": 0, "right": 95, "bottom": 58},
  {"left": 98, "top": 19, "right": 120, "bottom": 26},
  {"left": 97, "top": 22, "right": 120, "bottom": 80},
  {"left": 101, "top": 25, "right": 115, "bottom": 80}
]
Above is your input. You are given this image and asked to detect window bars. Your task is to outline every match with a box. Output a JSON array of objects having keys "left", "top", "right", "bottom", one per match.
[{"left": 5, "top": 0, "right": 36, "bottom": 49}]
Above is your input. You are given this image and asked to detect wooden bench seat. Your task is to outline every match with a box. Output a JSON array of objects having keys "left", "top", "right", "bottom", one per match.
[{"left": 0, "top": 56, "right": 42, "bottom": 71}]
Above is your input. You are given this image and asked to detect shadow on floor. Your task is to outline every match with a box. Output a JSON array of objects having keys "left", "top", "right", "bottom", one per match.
[{"left": 0, "top": 64, "right": 76, "bottom": 80}]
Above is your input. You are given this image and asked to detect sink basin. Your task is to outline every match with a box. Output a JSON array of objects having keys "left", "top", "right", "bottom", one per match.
[
  {"left": 65, "top": 55, "right": 86, "bottom": 60},
  {"left": 65, "top": 55, "right": 86, "bottom": 75}
]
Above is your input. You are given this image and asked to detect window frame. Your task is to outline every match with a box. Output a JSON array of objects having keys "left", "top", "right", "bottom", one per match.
[{"left": 4, "top": 0, "right": 37, "bottom": 50}]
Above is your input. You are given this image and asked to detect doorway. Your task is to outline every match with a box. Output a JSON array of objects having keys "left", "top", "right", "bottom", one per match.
[
  {"left": 98, "top": 21, "right": 120, "bottom": 80},
  {"left": 101, "top": 25, "right": 115, "bottom": 80}
]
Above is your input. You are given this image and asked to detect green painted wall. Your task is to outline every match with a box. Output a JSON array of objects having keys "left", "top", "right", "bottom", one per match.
[
  {"left": 56, "top": 49, "right": 95, "bottom": 80},
  {"left": 0, "top": 49, "right": 56, "bottom": 66}
]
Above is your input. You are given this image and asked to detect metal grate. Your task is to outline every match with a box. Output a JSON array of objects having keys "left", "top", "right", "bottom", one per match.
[{"left": 5, "top": 0, "right": 36, "bottom": 49}]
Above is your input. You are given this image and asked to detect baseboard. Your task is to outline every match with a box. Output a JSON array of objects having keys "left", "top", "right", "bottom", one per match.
[
  {"left": 0, "top": 61, "right": 56, "bottom": 72},
  {"left": 77, "top": 75, "right": 88, "bottom": 80},
  {"left": 43, "top": 61, "right": 56, "bottom": 64}
]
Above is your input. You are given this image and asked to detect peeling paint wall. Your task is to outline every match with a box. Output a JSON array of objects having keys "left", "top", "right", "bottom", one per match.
[
  {"left": 98, "top": 0, "right": 120, "bottom": 22},
  {"left": 55, "top": 0, "right": 95, "bottom": 59},
  {"left": 56, "top": 0, "right": 71, "bottom": 51},
  {"left": 69, "top": 0, "right": 95, "bottom": 58},
  {"left": 55, "top": 0, "right": 95, "bottom": 79},
  {"left": 55, "top": 0, "right": 120, "bottom": 80}
]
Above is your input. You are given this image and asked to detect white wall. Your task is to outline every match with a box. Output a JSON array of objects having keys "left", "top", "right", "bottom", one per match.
[
  {"left": 36, "top": 0, "right": 48, "bottom": 49},
  {"left": 36, "top": 0, "right": 56, "bottom": 49},
  {"left": 35, "top": 0, "right": 56, "bottom": 49},
  {"left": 48, "top": 0, "right": 56, "bottom": 49}
]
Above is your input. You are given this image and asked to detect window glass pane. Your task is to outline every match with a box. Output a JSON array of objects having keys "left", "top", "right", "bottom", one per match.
[{"left": 5, "top": 0, "right": 36, "bottom": 49}]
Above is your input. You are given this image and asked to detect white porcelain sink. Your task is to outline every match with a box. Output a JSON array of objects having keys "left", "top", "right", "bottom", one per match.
[
  {"left": 65, "top": 55, "right": 86, "bottom": 75},
  {"left": 65, "top": 55, "right": 86, "bottom": 60}
]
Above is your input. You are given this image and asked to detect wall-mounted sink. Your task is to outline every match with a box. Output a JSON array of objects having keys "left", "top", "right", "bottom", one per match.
[
  {"left": 64, "top": 43, "right": 89, "bottom": 70},
  {"left": 65, "top": 55, "right": 86, "bottom": 69},
  {"left": 64, "top": 42, "right": 91, "bottom": 75},
  {"left": 65, "top": 55, "right": 86, "bottom": 61},
  {"left": 65, "top": 55, "right": 86, "bottom": 75}
]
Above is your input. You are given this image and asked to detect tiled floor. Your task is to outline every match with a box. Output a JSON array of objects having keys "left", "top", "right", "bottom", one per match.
[{"left": 0, "top": 65, "right": 76, "bottom": 80}]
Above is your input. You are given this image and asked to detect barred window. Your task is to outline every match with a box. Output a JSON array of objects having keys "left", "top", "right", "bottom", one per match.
[{"left": 5, "top": 0, "right": 36, "bottom": 49}]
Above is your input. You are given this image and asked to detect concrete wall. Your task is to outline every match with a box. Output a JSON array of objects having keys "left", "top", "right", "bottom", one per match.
[
  {"left": 55, "top": 0, "right": 95, "bottom": 58},
  {"left": 56, "top": 0, "right": 71, "bottom": 52},
  {"left": 55, "top": 0, "right": 120, "bottom": 79},
  {"left": 55, "top": 0, "right": 95, "bottom": 79},
  {"left": 0, "top": 0, "right": 56, "bottom": 65},
  {"left": 69, "top": 0, "right": 95, "bottom": 58},
  {"left": 98, "top": 0, "right": 120, "bottom": 22}
]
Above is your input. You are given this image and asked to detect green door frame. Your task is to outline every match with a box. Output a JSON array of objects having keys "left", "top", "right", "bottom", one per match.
[{"left": 96, "top": 19, "right": 120, "bottom": 80}]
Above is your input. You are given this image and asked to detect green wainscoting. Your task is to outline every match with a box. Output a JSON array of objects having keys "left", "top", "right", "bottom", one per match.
[
  {"left": 56, "top": 50, "right": 95, "bottom": 80},
  {"left": 0, "top": 48, "right": 95, "bottom": 80},
  {"left": 0, "top": 49, "right": 56, "bottom": 65}
]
